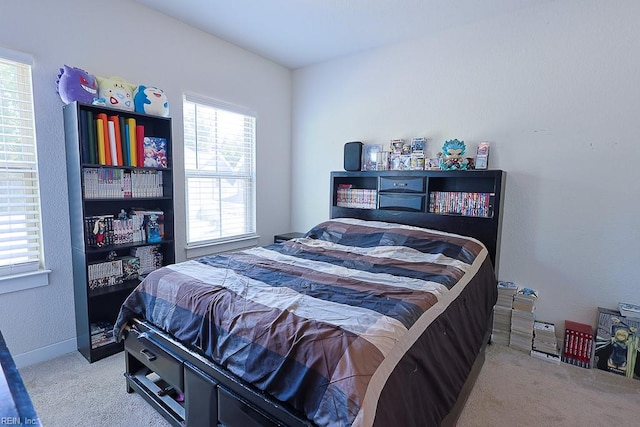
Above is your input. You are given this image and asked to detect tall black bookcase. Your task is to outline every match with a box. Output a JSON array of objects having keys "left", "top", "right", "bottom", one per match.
[{"left": 63, "top": 101, "right": 175, "bottom": 363}]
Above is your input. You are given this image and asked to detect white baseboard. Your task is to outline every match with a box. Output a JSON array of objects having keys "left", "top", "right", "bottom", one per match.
[{"left": 13, "top": 338, "right": 77, "bottom": 368}]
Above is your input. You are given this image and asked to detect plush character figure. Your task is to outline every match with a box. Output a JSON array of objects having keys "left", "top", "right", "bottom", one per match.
[
  {"left": 56, "top": 65, "right": 98, "bottom": 104},
  {"left": 133, "top": 85, "right": 169, "bottom": 117},
  {"left": 440, "top": 139, "right": 470, "bottom": 170},
  {"left": 95, "top": 76, "right": 135, "bottom": 111}
]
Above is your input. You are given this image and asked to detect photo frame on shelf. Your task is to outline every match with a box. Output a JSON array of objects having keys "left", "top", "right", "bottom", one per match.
[
  {"left": 475, "top": 141, "right": 490, "bottom": 170},
  {"left": 362, "top": 144, "right": 383, "bottom": 171}
]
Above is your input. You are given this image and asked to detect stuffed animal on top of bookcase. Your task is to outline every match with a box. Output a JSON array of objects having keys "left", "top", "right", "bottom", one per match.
[
  {"left": 133, "top": 85, "right": 169, "bottom": 117},
  {"left": 95, "top": 76, "right": 136, "bottom": 111},
  {"left": 56, "top": 65, "right": 99, "bottom": 105}
]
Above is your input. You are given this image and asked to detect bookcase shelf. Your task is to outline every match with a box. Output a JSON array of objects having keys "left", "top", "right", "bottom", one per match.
[
  {"left": 330, "top": 169, "right": 505, "bottom": 270},
  {"left": 64, "top": 101, "right": 175, "bottom": 363}
]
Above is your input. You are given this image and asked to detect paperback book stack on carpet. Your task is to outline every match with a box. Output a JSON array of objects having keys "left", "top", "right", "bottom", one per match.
[
  {"left": 531, "top": 321, "right": 561, "bottom": 364},
  {"left": 492, "top": 281, "right": 518, "bottom": 346},
  {"left": 509, "top": 287, "right": 538, "bottom": 352}
]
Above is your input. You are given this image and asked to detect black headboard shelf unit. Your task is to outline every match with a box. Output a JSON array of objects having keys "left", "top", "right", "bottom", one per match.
[{"left": 330, "top": 169, "right": 505, "bottom": 271}]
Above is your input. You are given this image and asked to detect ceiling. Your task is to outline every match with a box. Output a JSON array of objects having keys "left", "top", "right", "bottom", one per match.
[{"left": 134, "top": 0, "right": 547, "bottom": 69}]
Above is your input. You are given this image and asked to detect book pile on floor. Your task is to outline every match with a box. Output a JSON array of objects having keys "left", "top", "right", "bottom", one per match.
[
  {"left": 509, "top": 287, "right": 538, "bottom": 352},
  {"left": 531, "top": 320, "right": 561, "bottom": 364},
  {"left": 492, "top": 281, "right": 518, "bottom": 346},
  {"left": 562, "top": 320, "right": 594, "bottom": 368}
]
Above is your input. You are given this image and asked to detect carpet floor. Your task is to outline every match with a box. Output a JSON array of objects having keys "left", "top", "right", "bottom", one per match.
[{"left": 18, "top": 343, "right": 640, "bottom": 426}]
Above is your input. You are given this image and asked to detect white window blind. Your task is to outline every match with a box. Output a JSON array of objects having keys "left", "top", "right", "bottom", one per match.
[
  {"left": 183, "top": 95, "right": 256, "bottom": 246},
  {"left": 0, "top": 51, "right": 44, "bottom": 277}
]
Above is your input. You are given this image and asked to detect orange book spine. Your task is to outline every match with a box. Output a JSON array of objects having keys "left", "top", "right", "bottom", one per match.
[{"left": 96, "top": 113, "right": 112, "bottom": 165}]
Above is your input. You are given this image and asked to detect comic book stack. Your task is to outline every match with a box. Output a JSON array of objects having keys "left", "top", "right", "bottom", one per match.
[
  {"left": 531, "top": 321, "right": 561, "bottom": 364},
  {"left": 562, "top": 320, "right": 594, "bottom": 368},
  {"left": 492, "top": 281, "right": 518, "bottom": 346},
  {"left": 509, "top": 287, "right": 538, "bottom": 352}
]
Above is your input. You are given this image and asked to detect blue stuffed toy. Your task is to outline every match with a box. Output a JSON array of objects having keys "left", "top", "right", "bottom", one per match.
[{"left": 133, "top": 85, "right": 169, "bottom": 117}]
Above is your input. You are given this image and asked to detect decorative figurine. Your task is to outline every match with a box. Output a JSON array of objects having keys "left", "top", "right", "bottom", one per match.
[{"left": 440, "top": 139, "right": 470, "bottom": 170}]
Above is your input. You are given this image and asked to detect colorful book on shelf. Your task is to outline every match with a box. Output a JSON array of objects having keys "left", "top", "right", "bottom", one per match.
[
  {"left": 107, "top": 119, "right": 118, "bottom": 166},
  {"left": 109, "top": 115, "right": 123, "bottom": 166},
  {"left": 95, "top": 117, "right": 106, "bottom": 165},
  {"left": 118, "top": 116, "right": 129, "bottom": 166},
  {"left": 87, "top": 110, "right": 97, "bottom": 164},
  {"left": 126, "top": 117, "right": 137, "bottom": 167},
  {"left": 80, "top": 109, "right": 90, "bottom": 163},
  {"left": 136, "top": 125, "right": 145, "bottom": 167},
  {"left": 96, "top": 113, "right": 112, "bottom": 165},
  {"left": 143, "top": 137, "right": 168, "bottom": 168}
]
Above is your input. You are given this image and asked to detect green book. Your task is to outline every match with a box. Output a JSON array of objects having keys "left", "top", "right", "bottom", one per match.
[{"left": 86, "top": 110, "right": 96, "bottom": 164}]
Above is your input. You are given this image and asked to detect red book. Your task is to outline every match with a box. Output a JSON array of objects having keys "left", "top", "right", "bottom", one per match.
[
  {"left": 564, "top": 320, "right": 594, "bottom": 368},
  {"left": 136, "top": 125, "right": 145, "bottom": 167}
]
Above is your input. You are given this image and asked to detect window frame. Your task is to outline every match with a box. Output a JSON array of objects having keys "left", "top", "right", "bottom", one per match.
[
  {"left": 182, "top": 94, "right": 258, "bottom": 255},
  {"left": 0, "top": 46, "right": 49, "bottom": 294}
]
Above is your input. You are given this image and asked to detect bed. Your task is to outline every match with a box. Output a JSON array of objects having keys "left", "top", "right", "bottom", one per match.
[{"left": 115, "top": 214, "right": 499, "bottom": 426}]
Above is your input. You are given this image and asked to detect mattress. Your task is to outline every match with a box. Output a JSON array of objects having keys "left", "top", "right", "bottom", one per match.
[{"left": 115, "top": 218, "right": 497, "bottom": 426}]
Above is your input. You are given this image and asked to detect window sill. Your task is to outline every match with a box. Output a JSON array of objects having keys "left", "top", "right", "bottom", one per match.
[
  {"left": 185, "top": 234, "right": 260, "bottom": 259},
  {"left": 0, "top": 269, "right": 51, "bottom": 295}
]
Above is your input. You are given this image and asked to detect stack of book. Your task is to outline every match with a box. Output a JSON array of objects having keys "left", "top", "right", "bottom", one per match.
[
  {"left": 492, "top": 281, "right": 518, "bottom": 346},
  {"left": 509, "top": 287, "right": 538, "bottom": 352},
  {"left": 562, "top": 320, "right": 594, "bottom": 368},
  {"left": 91, "top": 321, "right": 115, "bottom": 349},
  {"left": 531, "top": 320, "right": 561, "bottom": 364},
  {"left": 132, "top": 245, "right": 163, "bottom": 276}
]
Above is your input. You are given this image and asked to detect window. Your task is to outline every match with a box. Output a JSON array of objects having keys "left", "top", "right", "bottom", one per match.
[
  {"left": 0, "top": 48, "right": 45, "bottom": 281},
  {"left": 183, "top": 95, "right": 256, "bottom": 246}
]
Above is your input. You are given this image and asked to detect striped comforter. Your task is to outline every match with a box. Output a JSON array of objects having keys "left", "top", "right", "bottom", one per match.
[{"left": 115, "top": 218, "right": 497, "bottom": 426}]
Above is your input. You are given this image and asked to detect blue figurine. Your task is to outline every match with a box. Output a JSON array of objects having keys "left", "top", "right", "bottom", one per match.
[{"left": 440, "top": 139, "right": 469, "bottom": 170}]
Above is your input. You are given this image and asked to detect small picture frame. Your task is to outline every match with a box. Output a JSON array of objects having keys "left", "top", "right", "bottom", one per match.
[
  {"left": 362, "top": 144, "right": 383, "bottom": 171},
  {"left": 475, "top": 142, "right": 490, "bottom": 170}
]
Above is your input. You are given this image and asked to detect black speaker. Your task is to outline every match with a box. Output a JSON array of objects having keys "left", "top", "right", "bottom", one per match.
[{"left": 344, "top": 141, "right": 363, "bottom": 171}]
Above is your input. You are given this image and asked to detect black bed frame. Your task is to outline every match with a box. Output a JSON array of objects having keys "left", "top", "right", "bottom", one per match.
[{"left": 123, "top": 170, "right": 505, "bottom": 426}]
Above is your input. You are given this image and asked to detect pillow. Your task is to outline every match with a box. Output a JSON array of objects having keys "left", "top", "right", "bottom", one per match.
[
  {"left": 133, "top": 85, "right": 169, "bottom": 117},
  {"left": 56, "top": 65, "right": 98, "bottom": 104},
  {"left": 96, "top": 76, "right": 135, "bottom": 111}
]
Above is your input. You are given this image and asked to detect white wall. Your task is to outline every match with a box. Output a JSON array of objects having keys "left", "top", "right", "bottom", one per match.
[
  {"left": 291, "top": 0, "right": 640, "bottom": 329},
  {"left": 0, "top": 0, "right": 291, "bottom": 366}
]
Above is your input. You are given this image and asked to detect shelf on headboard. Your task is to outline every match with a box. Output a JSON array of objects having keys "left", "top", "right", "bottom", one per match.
[{"left": 330, "top": 170, "right": 505, "bottom": 271}]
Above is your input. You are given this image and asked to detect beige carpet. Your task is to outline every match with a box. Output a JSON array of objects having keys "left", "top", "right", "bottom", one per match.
[{"left": 18, "top": 343, "right": 640, "bottom": 426}]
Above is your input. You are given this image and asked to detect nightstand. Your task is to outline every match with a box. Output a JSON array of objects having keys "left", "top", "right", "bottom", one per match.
[{"left": 273, "top": 232, "right": 305, "bottom": 243}]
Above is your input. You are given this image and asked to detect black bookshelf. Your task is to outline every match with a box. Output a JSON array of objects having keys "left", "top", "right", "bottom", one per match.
[{"left": 63, "top": 102, "right": 175, "bottom": 363}]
